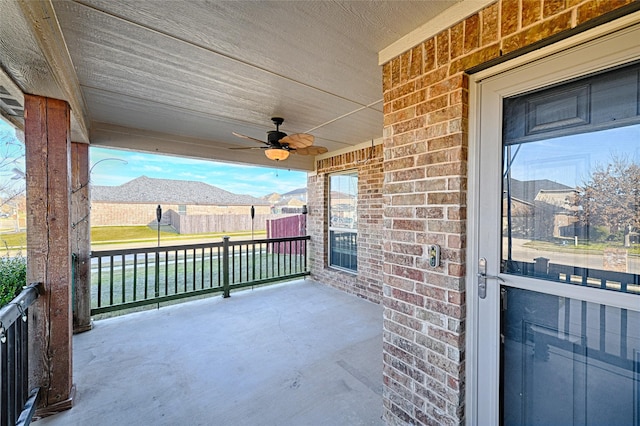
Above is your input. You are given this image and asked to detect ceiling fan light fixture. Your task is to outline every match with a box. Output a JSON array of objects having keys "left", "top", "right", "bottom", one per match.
[{"left": 264, "top": 148, "right": 290, "bottom": 161}]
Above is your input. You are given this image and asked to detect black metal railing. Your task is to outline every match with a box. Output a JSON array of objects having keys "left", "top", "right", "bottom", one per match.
[
  {"left": 503, "top": 259, "right": 640, "bottom": 294},
  {"left": 90, "top": 235, "right": 310, "bottom": 315},
  {"left": 0, "top": 282, "right": 41, "bottom": 426}
]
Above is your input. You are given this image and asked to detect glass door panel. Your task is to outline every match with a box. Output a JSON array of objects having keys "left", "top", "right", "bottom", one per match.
[
  {"left": 500, "top": 62, "right": 640, "bottom": 425},
  {"left": 501, "top": 287, "right": 640, "bottom": 425}
]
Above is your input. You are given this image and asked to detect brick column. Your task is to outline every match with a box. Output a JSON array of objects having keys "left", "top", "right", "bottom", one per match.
[
  {"left": 24, "top": 94, "right": 75, "bottom": 414},
  {"left": 71, "top": 142, "right": 92, "bottom": 333},
  {"left": 380, "top": 1, "right": 635, "bottom": 424}
]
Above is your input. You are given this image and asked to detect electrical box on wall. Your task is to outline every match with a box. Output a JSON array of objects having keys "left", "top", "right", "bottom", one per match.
[{"left": 428, "top": 244, "right": 440, "bottom": 268}]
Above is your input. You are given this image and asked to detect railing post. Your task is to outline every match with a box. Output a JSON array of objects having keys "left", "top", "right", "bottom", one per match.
[
  {"left": 154, "top": 250, "right": 160, "bottom": 299},
  {"left": 223, "top": 236, "right": 230, "bottom": 298}
]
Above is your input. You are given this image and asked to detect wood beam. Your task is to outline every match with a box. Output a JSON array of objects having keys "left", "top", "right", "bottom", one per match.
[
  {"left": 24, "top": 94, "right": 75, "bottom": 415},
  {"left": 71, "top": 142, "right": 92, "bottom": 333}
]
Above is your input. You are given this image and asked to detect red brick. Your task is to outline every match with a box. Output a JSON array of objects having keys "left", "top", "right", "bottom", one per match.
[
  {"left": 450, "top": 20, "right": 465, "bottom": 59},
  {"left": 392, "top": 288, "right": 424, "bottom": 306},
  {"left": 399, "top": 50, "right": 411, "bottom": 84},
  {"left": 522, "top": 0, "right": 543, "bottom": 27},
  {"left": 423, "top": 38, "right": 436, "bottom": 73},
  {"left": 386, "top": 156, "right": 416, "bottom": 171},
  {"left": 426, "top": 162, "right": 467, "bottom": 178},
  {"left": 388, "top": 167, "right": 426, "bottom": 182},
  {"left": 436, "top": 30, "right": 450, "bottom": 67},
  {"left": 502, "top": 11, "right": 573, "bottom": 54},
  {"left": 415, "top": 178, "right": 447, "bottom": 192},
  {"left": 382, "top": 61, "right": 392, "bottom": 93},
  {"left": 577, "top": 0, "right": 632, "bottom": 24},
  {"left": 543, "top": 0, "right": 567, "bottom": 17},
  {"left": 409, "top": 45, "right": 423, "bottom": 80},
  {"left": 464, "top": 13, "right": 480, "bottom": 53},
  {"left": 392, "top": 193, "right": 425, "bottom": 206},
  {"left": 393, "top": 219, "right": 425, "bottom": 232},
  {"left": 448, "top": 263, "right": 465, "bottom": 277},
  {"left": 391, "top": 57, "right": 401, "bottom": 88},
  {"left": 416, "top": 207, "right": 444, "bottom": 219},
  {"left": 416, "top": 95, "right": 449, "bottom": 117},
  {"left": 481, "top": 2, "right": 500, "bottom": 46},
  {"left": 389, "top": 142, "right": 426, "bottom": 159},
  {"left": 416, "top": 283, "right": 446, "bottom": 301},
  {"left": 449, "top": 43, "right": 501, "bottom": 74},
  {"left": 392, "top": 116, "right": 426, "bottom": 134},
  {"left": 502, "top": 0, "right": 520, "bottom": 37}
]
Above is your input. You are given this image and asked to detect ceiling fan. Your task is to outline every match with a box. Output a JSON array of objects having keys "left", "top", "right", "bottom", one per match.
[{"left": 231, "top": 117, "right": 328, "bottom": 161}]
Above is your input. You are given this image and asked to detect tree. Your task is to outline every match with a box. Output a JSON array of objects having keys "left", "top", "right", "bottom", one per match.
[
  {"left": 576, "top": 156, "right": 640, "bottom": 244},
  {"left": 0, "top": 124, "right": 25, "bottom": 210}
]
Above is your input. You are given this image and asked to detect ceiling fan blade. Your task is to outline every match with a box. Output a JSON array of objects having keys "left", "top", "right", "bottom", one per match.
[
  {"left": 280, "top": 133, "right": 314, "bottom": 149},
  {"left": 228, "top": 146, "right": 266, "bottom": 150},
  {"left": 232, "top": 132, "right": 269, "bottom": 145},
  {"left": 292, "top": 146, "right": 328, "bottom": 155}
]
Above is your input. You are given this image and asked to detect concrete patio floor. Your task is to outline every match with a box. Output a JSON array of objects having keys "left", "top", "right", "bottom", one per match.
[{"left": 36, "top": 279, "right": 384, "bottom": 426}]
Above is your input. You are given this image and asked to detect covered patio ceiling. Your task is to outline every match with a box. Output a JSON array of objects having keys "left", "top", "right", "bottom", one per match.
[{"left": 0, "top": 0, "right": 488, "bottom": 170}]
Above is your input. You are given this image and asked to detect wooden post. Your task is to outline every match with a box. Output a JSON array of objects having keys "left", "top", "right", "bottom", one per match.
[
  {"left": 24, "top": 94, "right": 75, "bottom": 415},
  {"left": 71, "top": 142, "right": 92, "bottom": 333}
]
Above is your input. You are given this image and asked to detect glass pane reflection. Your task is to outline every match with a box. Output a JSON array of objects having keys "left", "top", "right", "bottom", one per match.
[{"left": 501, "top": 124, "right": 640, "bottom": 295}]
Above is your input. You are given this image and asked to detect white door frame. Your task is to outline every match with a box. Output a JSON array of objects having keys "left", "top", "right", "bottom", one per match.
[{"left": 466, "top": 14, "right": 640, "bottom": 425}]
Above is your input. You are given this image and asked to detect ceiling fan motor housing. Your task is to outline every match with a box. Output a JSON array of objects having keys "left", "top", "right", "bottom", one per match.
[{"left": 267, "top": 130, "right": 288, "bottom": 146}]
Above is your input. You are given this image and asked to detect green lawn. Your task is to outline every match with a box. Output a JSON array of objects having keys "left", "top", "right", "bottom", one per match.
[
  {"left": 0, "top": 226, "right": 267, "bottom": 253},
  {"left": 522, "top": 239, "right": 640, "bottom": 255}
]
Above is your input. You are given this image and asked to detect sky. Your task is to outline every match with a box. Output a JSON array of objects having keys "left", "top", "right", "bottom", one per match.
[
  {"left": 0, "top": 119, "right": 307, "bottom": 198},
  {"left": 508, "top": 124, "right": 640, "bottom": 188}
]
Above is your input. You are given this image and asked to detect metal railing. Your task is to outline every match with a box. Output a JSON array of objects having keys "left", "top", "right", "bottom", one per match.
[
  {"left": 90, "top": 235, "right": 310, "bottom": 315},
  {"left": 504, "top": 259, "right": 640, "bottom": 294},
  {"left": 0, "top": 282, "right": 41, "bottom": 426}
]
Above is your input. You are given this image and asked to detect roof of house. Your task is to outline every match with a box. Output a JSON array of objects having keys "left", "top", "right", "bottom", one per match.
[
  {"left": 505, "top": 178, "right": 572, "bottom": 204},
  {"left": 282, "top": 188, "right": 307, "bottom": 197},
  {"left": 92, "top": 176, "right": 270, "bottom": 206}
]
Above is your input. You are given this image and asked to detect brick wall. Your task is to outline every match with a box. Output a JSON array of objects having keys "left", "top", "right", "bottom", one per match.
[
  {"left": 308, "top": 144, "right": 384, "bottom": 303},
  {"left": 91, "top": 202, "right": 270, "bottom": 227},
  {"left": 380, "top": 1, "right": 634, "bottom": 425}
]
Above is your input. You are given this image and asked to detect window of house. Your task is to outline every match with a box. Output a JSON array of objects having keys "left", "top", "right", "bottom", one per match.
[
  {"left": 328, "top": 171, "right": 357, "bottom": 272},
  {"left": 178, "top": 205, "right": 187, "bottom": 215}
]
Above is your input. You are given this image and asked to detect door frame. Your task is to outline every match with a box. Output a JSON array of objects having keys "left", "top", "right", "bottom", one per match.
[{"left": 466, "top": 14, "right": 640, "bottom": 425}]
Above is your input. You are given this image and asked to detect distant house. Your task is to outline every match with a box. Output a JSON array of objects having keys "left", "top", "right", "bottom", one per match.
[
  {"left": 503, "top": 179, "right": 578, "bottom": 240},
  {"left": 266, "top": 187, "right": 308, "bottom": 214},
  {"left": 92, "top": 176, "right": 271, "bottom": 227}
]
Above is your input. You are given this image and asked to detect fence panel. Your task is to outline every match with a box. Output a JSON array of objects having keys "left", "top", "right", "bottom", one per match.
[{"left": 266, "top": 215, "right": 306, "bottom": 255}]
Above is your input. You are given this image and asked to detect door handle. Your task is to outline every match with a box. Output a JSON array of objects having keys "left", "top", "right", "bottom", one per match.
[{"left": 477, "top": 257, "right": 505, "bottom": 299}]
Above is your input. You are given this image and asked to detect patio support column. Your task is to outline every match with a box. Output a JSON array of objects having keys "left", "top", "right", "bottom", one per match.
[
  {"left": 71, "top": 142, "right": 92, "bottom": 333},
  {"left": 24, "top": 94, "right": 75, "bottom": 414}
]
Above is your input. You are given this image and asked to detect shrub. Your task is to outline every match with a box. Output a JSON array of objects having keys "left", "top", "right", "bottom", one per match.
[{"left": 0, "top": 254, "right": 27, "bottom": 307}]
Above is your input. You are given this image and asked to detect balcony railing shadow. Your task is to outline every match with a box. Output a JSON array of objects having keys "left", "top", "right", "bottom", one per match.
[{"left": 35, "top": 279, "right": 384, "bottom": 425}]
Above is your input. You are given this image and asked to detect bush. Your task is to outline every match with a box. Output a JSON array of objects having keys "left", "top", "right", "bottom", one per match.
[{"left": 0, "top": 254, "right": 27, "bottom": 307}]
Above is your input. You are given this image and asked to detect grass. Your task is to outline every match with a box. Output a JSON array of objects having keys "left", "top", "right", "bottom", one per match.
[
  {"left": 0, "top": 225, "right": 267, "bottom": 253},
  {"left": 91, "top": 246, "right": 307, "bottom": 318},
  {"left": 523, "top": 239, "right": 640, "bottom": 256}
]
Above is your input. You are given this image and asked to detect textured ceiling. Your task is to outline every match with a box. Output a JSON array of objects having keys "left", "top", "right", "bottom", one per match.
[{"left": 1, "top": 0, "right": 466, "bottom": 170}]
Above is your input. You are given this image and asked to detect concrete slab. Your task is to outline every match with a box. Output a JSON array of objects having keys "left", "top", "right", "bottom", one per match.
[{"left": 36, "top": 280, "right": 384, "bottom": 425}]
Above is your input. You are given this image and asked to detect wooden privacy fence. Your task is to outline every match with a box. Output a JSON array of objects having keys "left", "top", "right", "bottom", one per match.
[
  {"left": 266, "top": 215, "right": 306, "bottom": 255},
  {"left": 167, "top": 210, "right": 292, "bottom": 234}
]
